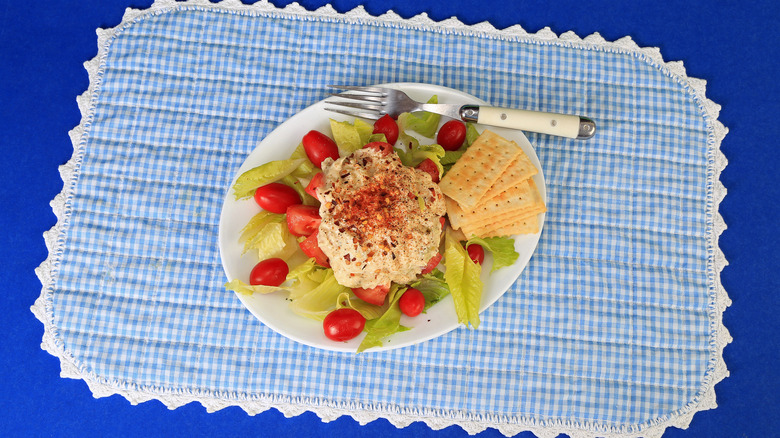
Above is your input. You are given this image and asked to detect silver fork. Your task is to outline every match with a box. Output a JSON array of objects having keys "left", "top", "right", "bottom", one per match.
[{"left": 325, "top": 85, "right": 596, "bottom": 139}]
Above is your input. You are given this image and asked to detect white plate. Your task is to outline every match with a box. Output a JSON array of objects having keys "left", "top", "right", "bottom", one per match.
[{"left": 218, "top": 83, "right": 546, "bottom": 352}]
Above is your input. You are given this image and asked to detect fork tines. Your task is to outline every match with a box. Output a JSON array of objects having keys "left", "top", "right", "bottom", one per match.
[{"left": 325, "top": 85, "right": 388, "bottom": 120}]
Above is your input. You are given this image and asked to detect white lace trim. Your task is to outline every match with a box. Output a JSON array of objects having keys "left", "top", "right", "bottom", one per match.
[{"left": 32, "top": 1, "right": 731, "bottom": 437}]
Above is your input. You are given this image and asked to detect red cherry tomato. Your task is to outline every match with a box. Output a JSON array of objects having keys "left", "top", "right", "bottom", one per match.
[
  {"left": 399, "top": 288, "right": 425, "bottom": 317},
  {"left": 416, "top": 158, "right": 440, "bottom": 183},
  {"left": 286, "top": 204, "right": 321, "bottom": 236},
  {"left": 323, "top": 308, "right": 366, "bottom": 341},
  {"left": 299, "top": 229, "right": 330, "bottom": 267},
  {"left": 421, "top": 252, "right": 442, "bottom": 274},
  {"left": 253, "top": 183, "right": 301, "bottom": 214},
  {"left": 352, "top": 284, "right": 391, "bottom": 306},
  {"left": 363, "top": 141, "right": 393, "bottom": 156},
  {"left": 372, "top": 114, "right": 399, "bottom": 144},
  {"left": 249, "top": 258, "right": 289, "bottom": 286},
  {"left": 305, "top": 172, "right": 325, "bottom": 200},
  {"left": 466, "top": 243, "right": 485, "bottom": 265},
  {"left": 302, "top": 130, "right": 340, "bottom": 168},
  {"left": 437, "top": 120, "right": 467, "bottom": 151}
]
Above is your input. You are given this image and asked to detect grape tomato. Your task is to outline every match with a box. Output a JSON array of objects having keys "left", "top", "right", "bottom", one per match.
[
  {"left": 254, "top": 183, "right": 302, "bottom": 214},
  {"left": 323, "top": 308, "right": 366, "bottom": 341},
  {"left": 249, "top": 258, "right": 289, "bottom": 287}
]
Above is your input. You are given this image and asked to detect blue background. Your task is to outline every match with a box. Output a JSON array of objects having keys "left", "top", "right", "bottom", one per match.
[{"left": 1, "top": 1, "right": 778, "bottom": 437}]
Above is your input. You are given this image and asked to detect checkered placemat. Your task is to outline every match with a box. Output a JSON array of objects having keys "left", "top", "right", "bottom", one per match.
[{"left": 33, "top": 1, "right": 729, "bottom": 437}]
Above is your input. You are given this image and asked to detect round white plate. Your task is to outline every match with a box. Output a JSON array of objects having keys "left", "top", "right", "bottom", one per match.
[{"left": 218, "top": 83, "right": 546, "bottom": 352}]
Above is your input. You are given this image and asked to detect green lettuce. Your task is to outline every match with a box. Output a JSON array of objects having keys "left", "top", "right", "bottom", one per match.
[
  {"left": 232, "top": 158, "right": 305, "bottom": 200},
  {"left": 224, "top": 279, "right": 281, "bottom": 295},
  {"left": 330, "top": 118, "right": 374, "bottom": 153},
  {"left": 357, "top": 284, "right": 410, "bottom": 353},
  {"left": 288, "top": 268, "right": 350, "bottom": 321},
  {"left": 397, "top": 95, "right": 440, "bottom": 138},
  {"left": 410, "top": 269, "right": 451, "bottom": 311},
  {"left": 395, "top": 133, "right": 446, "bottom": 177},
  {"left": 465, "top": 122, "right": 481, "bottom": 146},
  {"left": 444, "top": 228, "right": 483, "bottom": 328},
  {"left": 466, "top": 236, "right": 519, "bottom": 273},
  {"left": 281, "top": 174, "right": 318, "bottom": 206},
  {"left": 289, "top": 143, "right": 318, "bottom": 178}
]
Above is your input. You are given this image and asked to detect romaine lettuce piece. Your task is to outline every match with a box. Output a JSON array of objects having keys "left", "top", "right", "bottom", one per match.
[
  {"left": 335, "top": 292, "right": 387, "bottom": 321},
  {"left": 444, "top": 228, "right": 483, "bottom": 328},
  {"left": 330, "top": 118, "right": 373, "bottom": 153},
  {"left": 288, "top": 269, "right": 350, "bottom": 321},
  {"left": 395, "top": 132, "right": 446, "bottom": 176},
  {"left": 357, "top": 284, "right": 410, "bottom": 353},
  {"left": 465, "top": 122, "right": 481, "bottom": 146},
  {"left": 240, "top": 211, "right": 285, "bottom": 254},
  {"left": 397, "top": 95, "right": 440, "bottom": 138},
  {"left": 466, "top": 236, "right": 520, "bottom": 273},
  {"left": 224, "top": 279, "right": 282, "bottom": 295},
  {"left": 232, "top": 158, "right": 305, "bottom": 200},
  {"left": 289, "top": 143, "right": 318, "bottom": 178},
  {"left": 367, "top": 133, "right": 387, "bottom": 144},
  {"left": 281, "top": 174, "right": 318, "bottom": 206},
  {"left": 410, "top": 269, "right": 451, "bottom": 311}
]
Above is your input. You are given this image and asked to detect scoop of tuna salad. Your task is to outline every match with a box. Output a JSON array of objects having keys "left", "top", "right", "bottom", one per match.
[{"left": 317, "top": 148, "right": 445, "bottom": 289}]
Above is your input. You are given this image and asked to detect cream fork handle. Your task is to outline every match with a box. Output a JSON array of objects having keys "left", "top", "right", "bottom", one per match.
[{"left": 476, "top": 106, "right": 596, "bottom": 139}]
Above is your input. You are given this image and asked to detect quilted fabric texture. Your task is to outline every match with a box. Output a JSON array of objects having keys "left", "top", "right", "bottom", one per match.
[{"left": 37, "top": 3, "right": 727, "bottom": 436}]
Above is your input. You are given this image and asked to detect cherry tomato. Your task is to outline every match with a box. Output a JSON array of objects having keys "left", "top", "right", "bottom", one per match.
[
  {"left": 437, "top": 120, "right": 467, "bottom": 151},
  {"left": 286, "top": 204, "right": 321, "bottom": 236},
  {"left": 372, "top": 114, "right": 399, "bottom": 144},
  {"left": 352, "top": 284, "right": 391, "bottom": 306},
  {"left": 416, "top": 158, "right": 440, "bottom": 183},
  {"left": 302, "top": 130, "right": 340, "bottom": 168},
  {"left": 254, "top": 183, "right": 301, "bottom": 214},
  {"left": 299, "top": 229, "right": 330, "bottom": 267},
  {"left": 399, "top": 288, "right": 425, "bottom": 317},
  {"left": 249, "top": 258, "right": 289, "bottom": 286},
  {"left": 305, "top": 172, "right": 325, "bottom": 200},
  {"left": 323, "top": 308, "right": 366, "bottom": 342},
  {"left": 421, "top": 252, "right": 442, "bottom": 274},
  {"left": 363, "top": 141, "right": 393, "bottom": 156},
  {"left": 466, "top": 243, "right": 485, "bottom": 265}
]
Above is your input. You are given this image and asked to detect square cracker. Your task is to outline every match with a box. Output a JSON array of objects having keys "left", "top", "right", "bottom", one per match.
[
  {"left": 482, "top": 144, "right": 538, "bottom": 201},
  {"left": 439, "top": 130, "right": 520, "bottom": 209},
  {"left": 480, "top": 214, "right": 540, "bottom": 237},
  {"left": 463, "top": 206, "right": 544, "bottom": 236},
  {"left": 448, "top": 178, "right": 544, "bottom": 229}
]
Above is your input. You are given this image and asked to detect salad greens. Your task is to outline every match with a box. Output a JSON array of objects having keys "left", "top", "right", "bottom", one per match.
[
  {"left": 232, "top": 157, "right": 305, "bottom": 200},
  {"left": 397, "top": 95, "right": 441, "bottom": 138},
  {"left": 225, "top": 94, "right": 526, "bottom": 351}
]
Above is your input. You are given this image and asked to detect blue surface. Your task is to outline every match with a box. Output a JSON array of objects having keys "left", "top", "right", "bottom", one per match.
[{"left": 1, "top": 1, "right": 779, "bottom": 437}]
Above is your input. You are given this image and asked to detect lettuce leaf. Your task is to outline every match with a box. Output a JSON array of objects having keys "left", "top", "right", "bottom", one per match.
[
  {"left": 288, "top": 268, "right": 350, "bottom": 321},
  {"left": 465, "top": 122, "right": 481, "bottom": 146},
  {"left": 289, "top": 143, "right": 318, "bottom": 178},
  {"left": 410, "top": 269, "right": 451, "bottom": 311},
  {"left": 444, "top": 228, "right": 483, "bottom": 328},
  {"left": 240, "top": 211, "right": 285, "bottom": 254},
  {"left": 397, "top": 95, "right": 440, "bottom": 138},
  {"left": 232, "top": 158, "right": 305, "bottom": 200},
  {"left": 357, "top": 284, "right": 410, "bottom": 352},
  {"left": 224, "top": 278, "right": 282, "bottom": 295},
  {"left": 335, "top": 292, "right": 387, "bottom": 321},
  {"left": 466, "top": 236, "right": 520, "bottom": 273},
  {"left": 330, "top": 118, "right": 374, "bottom": 153},
  {"left": 281, "top": 174, "right": 318, "bottom": 206},
  {"left": 395, "top": 133, "right": 445, "bottom": 177}
]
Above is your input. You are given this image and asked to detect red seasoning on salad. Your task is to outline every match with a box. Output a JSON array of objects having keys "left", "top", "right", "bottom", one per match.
[{"left": 317, "top": 147, "right": 445, "bottom": 289}]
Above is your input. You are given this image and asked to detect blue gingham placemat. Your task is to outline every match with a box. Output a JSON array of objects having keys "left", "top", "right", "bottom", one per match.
[{"left": 33, "top": 1, "right": 730, "bottom": 437}]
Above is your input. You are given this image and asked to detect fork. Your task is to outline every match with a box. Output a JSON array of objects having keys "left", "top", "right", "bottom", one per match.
[{"left": 325, "top": 85, "right": 596, "bottom": 139}]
